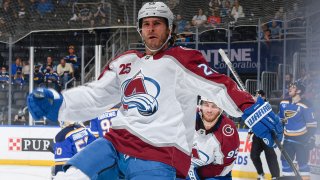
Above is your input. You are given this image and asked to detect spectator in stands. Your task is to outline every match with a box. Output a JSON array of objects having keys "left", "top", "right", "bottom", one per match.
[
  {"left": 289, "top": 3, "right": 304, "bottom": 20},
  {"left": 175, "top": 14, "right": 189, "bottom": 34},
  {"left": 18, "top": 1, "right": 27, "bottom": 19},
  {"left": 259, "top": 24, "right": 268, "bottom": 39},
  {"left": 65, "top": 45, "right": 78, "bottom": 65},
  {"left": 90, "top": 3, "right": 108, "bottom": 27},
  {"left": 22, "top": 60, "right": 30, "bottom": 82},
  {"left": 11, "top": 57, "right": 22, "bottom": 77},
  {"left": 33, "top": 65, "right": 44, "bottom": 87},
  {"left": 281, "top": 73, "right": 293, "bottom": 99},
  {"left": 298, "top": 67, "right": 310, "bottom": 87},
  {"left": 248, "top": 90, "right": 280, "bottom": 180},
  {"left": 192, "top": 8, "right": 207, "bottom": 27},
  {"left": 269, "top": 20, "right": 281, "bottom": 39},
  {"left": 274, "top": 7, "right": 284, "bottom": 20},
  {"left": 41, "top": 56, "right": 57, "bottom": 74},
  {"left": 57, "top": 58, "right": 73, "bottom": 88},
  {"left": 37, "top": 0, "right": 54, "bottom": 19},
  {"left": 220, "top": 0, "right": 232, "bottom": 17},
  {"left": 208, "top": 0, "right": 221, "bottom": 13},
  {"left": 284, "top": 73, "right": 293, "bottom": 97},
  {"left": 207, "top": 9, "right": 221, "bottom": 27},
  {"left": 0, "top": 66, "right": 9, "bottom": 88},
  {"left": 13, "top": 108, "right": 27, "bottom": 125},
  {"left": 0, "top": 1, "right": 18, "bottom": 26},
  {"left": 231, "top": 0, "right": 245, "bottom": 22},
  {"left": 12, "top": 69, "right": 25, "bottom": 86},
  {"left": 176, "top": 33, "right": 192, "bottom": 43},
  {"left": 28, "top": 0, "right": 39, "bottom": 20},
  {"left": 64, "top": 45, "right": 79, "bottom": 79},
  {"left": 166, "top": 0, "right": 179, "bottom": 10},
  {"left": 44, "top": 65, "right": 60, "bottom": 92},
  {"left": 263, "top": 29, "right": 271, "bottom": 46}
]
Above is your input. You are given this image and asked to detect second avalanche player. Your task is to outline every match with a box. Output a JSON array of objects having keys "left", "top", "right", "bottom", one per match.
[{"left": 188, "top": 97, "right": 239, "bottom": 180}]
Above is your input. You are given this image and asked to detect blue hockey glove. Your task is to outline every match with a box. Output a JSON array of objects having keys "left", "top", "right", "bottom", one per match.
[
  {"left": 27, "top": 88, "right": 63, "bottom": 121},
  {"left": 242, "top": 96, "right": 283, "bottom": 147}
]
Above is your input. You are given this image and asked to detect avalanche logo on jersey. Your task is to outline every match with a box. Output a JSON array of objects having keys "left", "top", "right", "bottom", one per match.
[
  {"left": 191, "top": 145, "right": 210, "bottom": 166},
  {"left": 121, "top": 70, "right": 160, "bottom": 116}
]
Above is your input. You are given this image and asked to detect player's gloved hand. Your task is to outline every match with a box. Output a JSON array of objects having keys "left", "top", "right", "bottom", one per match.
[
  {"left": 242, "top": 96, "right": 283, "bottom": 147},
  {"left": 27, "top": 88, "right": 63, "bottom": 121},
  {"left": 186, "top": 165, "right": 200, "bottom": 180},
  {"left": 54, "top": 166, "right": 90, "bottom": 180}
]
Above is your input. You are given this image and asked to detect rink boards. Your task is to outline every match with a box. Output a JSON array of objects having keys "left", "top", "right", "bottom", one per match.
[{"left": 0, "top": 126, "right": 319, "bottom": 179}]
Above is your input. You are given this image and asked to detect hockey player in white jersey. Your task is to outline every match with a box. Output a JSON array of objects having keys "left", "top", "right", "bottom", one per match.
[
  {"left": 187, "top": 96, "right": 239, "bottom": 180},
  {"left": 27, "top": 2, "right": 283, "bottom": 179}
]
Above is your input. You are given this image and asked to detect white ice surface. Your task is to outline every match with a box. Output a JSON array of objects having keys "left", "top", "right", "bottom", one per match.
[{"left": 0, "top": 165, "right": 52, "bottom": 180}]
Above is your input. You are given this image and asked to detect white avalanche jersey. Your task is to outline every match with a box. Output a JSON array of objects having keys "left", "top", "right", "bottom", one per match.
[
  {"left": 58, "top": 46, "right": 254, "bottom": 177},
  {"left": 192, "top": 115, "right": 240, "bottom": 178}
]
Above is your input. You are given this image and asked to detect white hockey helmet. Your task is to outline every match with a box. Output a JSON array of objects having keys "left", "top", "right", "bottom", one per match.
[
  {"left": 137, "top": 2, "right": 174, "bottom": 32},
  {"left": 197, "top": 96, "right": 222, "bottom": 111},
  {"left": 198, "top": 95, "right": 215, "bottom": 106},
  {"left": 197, "top": 95, "right": 222, "bottom": 120}
]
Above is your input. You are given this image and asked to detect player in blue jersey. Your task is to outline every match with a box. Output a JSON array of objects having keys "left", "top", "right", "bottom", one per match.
[
  {"left": 52, "top": 121, "right": 96, "bottom": 178},
  {"left": 279, "top": 81, "right": 317, "bottom": 179},
  {"left": 89, "top": 106, "right": 118, "bottom": 138},
  {"left": 89, "top": 106, "right": 122, "bottom": 180}
]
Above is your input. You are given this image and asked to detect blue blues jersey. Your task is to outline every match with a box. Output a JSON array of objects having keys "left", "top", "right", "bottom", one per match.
[
  {"left": 53, "top": 124, "right": 96, "bottom": 175},
  {"left": 279, "top": 99, "right": 317, "bottom": 137},
  {"left": 64, "top": 54, "right": 79, "bottom": 68},
  {"left": 44, "top": 72, "right": 59, "bottom": 83},
  {"left": 12, "top": 76, "right": 24, "bottom": 85},
  {"left": 0, "top": 73, "right": 9, "bottom": 83},
  {"left": 89, "top": 108, "right": 118, "bottom": 138},
  {"left": 33, "top": 72, "right": 44, "bottom": 84}
]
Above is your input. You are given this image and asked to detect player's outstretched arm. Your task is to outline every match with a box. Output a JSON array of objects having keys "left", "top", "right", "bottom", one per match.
[
  {"left": 217, "top": 49, "right": 284, "bottom": 148},
  {"left": 27, "top": 88, "right": 63, "bottom": 121},
  {"left": 242, "top": 96, "right": 283, "bottom": 147}
]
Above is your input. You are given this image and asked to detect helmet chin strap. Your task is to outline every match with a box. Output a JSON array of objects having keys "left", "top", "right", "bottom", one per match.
[{"left": 138, "top": 30, "right": 172, "bottom": 54}]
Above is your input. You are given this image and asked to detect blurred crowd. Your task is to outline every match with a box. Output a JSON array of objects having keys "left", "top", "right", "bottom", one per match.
[{"left": 0, "top": 45, "right": 79, "bottom": 92}]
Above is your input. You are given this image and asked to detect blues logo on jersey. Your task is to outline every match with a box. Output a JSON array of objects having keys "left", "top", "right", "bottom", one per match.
[{"left": 121, "top": 70, "right": 160, "bottom": 116}]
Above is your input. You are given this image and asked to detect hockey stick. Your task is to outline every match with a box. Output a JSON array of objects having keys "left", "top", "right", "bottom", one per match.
[
  {"left": 218, "top": 49, "right": 247, "bottom": 91},
  {"left": 218, "top": 49, "right": 302, "bottom": 180}
]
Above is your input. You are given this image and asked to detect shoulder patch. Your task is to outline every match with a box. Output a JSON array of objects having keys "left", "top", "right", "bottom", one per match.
[
  {"left": 280, "top": 100, "right": 289, "bottom": 104},
  {"left": 296, "top": 102, "right": 308, "bottom": 108},
  {"left": 222, "top": 124, "right": 235, "bottom": 137}
]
